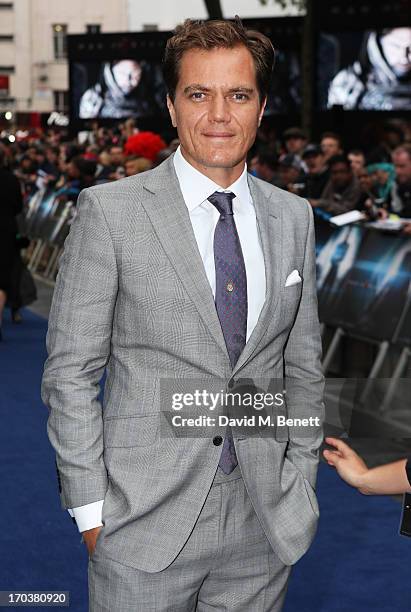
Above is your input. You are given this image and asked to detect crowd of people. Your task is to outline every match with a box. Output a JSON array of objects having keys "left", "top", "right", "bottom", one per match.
[
  {"left": 250, "top": 122, "right": 411, "bottom": 228},
  {"left": 1, "top": 116, "right": 411, "bottom": 339}
]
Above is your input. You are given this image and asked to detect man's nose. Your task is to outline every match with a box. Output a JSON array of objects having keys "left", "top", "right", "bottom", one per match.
[{"left": 208, "top": 95, "right": 231, "bottom": 123}]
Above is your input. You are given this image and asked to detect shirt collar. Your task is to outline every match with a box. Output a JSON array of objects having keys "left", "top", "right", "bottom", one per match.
[{"left": 173, "top": 145, "right": 251, "bottom": 212}]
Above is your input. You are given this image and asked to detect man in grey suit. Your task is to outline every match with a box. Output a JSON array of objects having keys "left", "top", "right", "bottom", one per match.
[{"left": 41, "top": 17, "right": 324, "bottom": 611}]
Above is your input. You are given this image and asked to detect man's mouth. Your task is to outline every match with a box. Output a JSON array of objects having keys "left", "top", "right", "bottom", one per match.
[{"left": 202, "top": 133, "right": 235, "bottom": 138}]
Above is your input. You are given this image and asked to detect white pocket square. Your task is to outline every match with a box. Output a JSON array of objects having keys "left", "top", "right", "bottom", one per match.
[{"left": 285, "top": 269, "right": 302, "bottom": 287}]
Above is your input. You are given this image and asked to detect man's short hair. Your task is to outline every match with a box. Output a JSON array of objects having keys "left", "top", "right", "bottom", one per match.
[
  {"left": 256, "top": 148, "right": 277, "bottom": 171},
  {"left": 302, "top": 144, "right": 322, "bottom": 159},
  {"left": 163, "top": 17, "right": 275, "bottom": 105},
  {"left": 321, "top": 131, "right": 342, "bottom": 146},
  {"left": 283, "top": 127, "right": 306, "bottom": 141},
  {"left": 71, "top": 155, "right": 97, "bottom": 177},
  {"left": 348, "top": 149, "right": 365, "bottom": 158},
  {"left": 392, "top": 144, "right": 411, "bottom": 160},
  {"left": 328, "top": 154, "right": 351, "bottom": 170},
  {"left": 278, "top": 153, "right": 302, "bottom": 172}
]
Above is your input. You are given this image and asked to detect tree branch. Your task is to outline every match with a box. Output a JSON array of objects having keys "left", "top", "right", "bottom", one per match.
[{"left": 204, "top": 0, "right": 224, "bottom": 19}]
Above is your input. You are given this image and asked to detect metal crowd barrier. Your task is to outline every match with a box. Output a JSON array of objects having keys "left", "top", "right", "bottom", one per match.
[
  {"left": 315, "top": 217, "right": 411, "bottom": 409},
  {"left": 22, "top": 187, "right": 76, "bottom": 281}
]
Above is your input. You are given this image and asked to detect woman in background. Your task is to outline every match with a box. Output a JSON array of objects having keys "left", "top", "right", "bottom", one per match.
[
  {"left": 324, "top": 437, "right": 411, "bottom": 495},
  {"left": 0, "top": 148, "right": 23, "bottom": 341}
]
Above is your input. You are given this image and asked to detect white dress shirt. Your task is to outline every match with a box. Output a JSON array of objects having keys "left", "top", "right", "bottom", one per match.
[{"left": 68, "top": 146, "right": 266, "bottom": 532}]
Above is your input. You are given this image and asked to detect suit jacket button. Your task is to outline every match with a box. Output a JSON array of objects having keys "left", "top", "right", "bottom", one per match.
[
  {"left": 213, "top": 436, "right": 223, "bottom": 446},
  {"left": 227, "top": 379, "right": 235, "bottom": 389}
]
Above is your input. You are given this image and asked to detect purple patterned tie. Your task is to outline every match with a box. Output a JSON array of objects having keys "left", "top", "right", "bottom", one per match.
[{"left": 208, "top": 191, "right": 247, "bottom": 474}]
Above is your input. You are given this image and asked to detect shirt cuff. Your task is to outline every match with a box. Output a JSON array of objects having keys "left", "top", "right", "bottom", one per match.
[{"left": 67, "top": 500, "right": 104, "bottom": 533}]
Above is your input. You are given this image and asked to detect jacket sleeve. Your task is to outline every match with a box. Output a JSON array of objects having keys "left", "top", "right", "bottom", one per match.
[
  {"left": 283, "top": 200, "right": 325, "bottom": 489},
  {"left": 41, "top": 187, "right": 118, "bottom": 509}
]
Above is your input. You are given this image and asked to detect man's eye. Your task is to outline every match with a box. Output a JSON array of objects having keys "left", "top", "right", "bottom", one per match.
[
  {"left": 232, "top": 93, "right": 249, "bottom": 101},
  {"left": 191, "top": 92, "right": 205, "bottom": 100}
]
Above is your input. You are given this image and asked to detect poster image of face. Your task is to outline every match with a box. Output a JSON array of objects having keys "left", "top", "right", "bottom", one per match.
[
  {"left": 317, "top": 28, "right": 411, "bottom": 111},
  {"left": 72, "top": 59, "right": 168, "bottom": 119}
]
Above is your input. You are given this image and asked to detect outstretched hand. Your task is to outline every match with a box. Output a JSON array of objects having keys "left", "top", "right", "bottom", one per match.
[{"left": 323, "top": 437, "right": 369, "bottom": 490}]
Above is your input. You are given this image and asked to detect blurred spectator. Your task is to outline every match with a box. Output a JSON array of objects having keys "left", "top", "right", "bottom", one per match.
[
  {"left": 55, "top": 156, "right": 97, "bottom": 204},
  {"left": 121, "top": 118, "right": 139, "bottom": 141},
  {"left": 320, "top": 132, "right": 343, "bottom": 162},
  {"left": 124, "top": 131, "right": 166, "bottom": 162},
  {"left": 124, "top": 156, "right": 152, "bottom": 177},
  {"left": 14, "top": 155, "right": 38, "bottom": 197},
  {"left": 301, "top": 145, "right": 329, "bottom": 199},
  {"left": 356, "top": 166, "right": 386, "bottom": 219},
  {"left": 283, "top": 127, "right": 307, "bottom": 159},
  {"left": 43, "top": 146, "right": 61, "bottom": 180},
  {"left": 252, "top": 149, "right": 278, "bottom": 184},
  {"left": 0, "top": 148, "right": 23, "bottom": 340},
  {"left": 110, "top": 145, "right": 125, "bottom": 169},
  {"left": 368, "top": 121, "right": 405, "bottom": 163},
  {"left": 95, "top": 150, "right": 113, "bottom": 182},
  {"left": 277, "top": 154, "right": 305, "bottom": 193},
  {"left": 367, "top": 162, "right": 396, "bottom": 206},
  {"left": 312, "top": 154, "right": 361, "bottom": 215},
  {"left": 94, "top": 145, "right": 125, "bottom": 182},
  {"left": 153, "top": 148, "right": 174, "bottom": 167},
  {"left": 348, "top": 149, "right": 366, "bottom": 177},
  {"left": 390, "top": 145, "right": 411, "bottom": 217}
]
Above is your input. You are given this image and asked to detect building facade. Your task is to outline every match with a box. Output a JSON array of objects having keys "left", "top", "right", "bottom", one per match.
[
  {"left": 127, "top": 0, "right": 302, "bottom": 32},
  {"left": 0, "top": 0, "right": 128, "bottom": 115}
]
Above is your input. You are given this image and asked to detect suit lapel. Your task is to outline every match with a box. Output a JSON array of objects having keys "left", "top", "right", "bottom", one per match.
[
  {"left": 137, "top": 156, "right": 230, "bottom": 360},
  {"left": 135, "top": 157, "right": 283, "bottom": 374},
  {"left": 232, "top": 176, "right": 283, "bottom": 375}
]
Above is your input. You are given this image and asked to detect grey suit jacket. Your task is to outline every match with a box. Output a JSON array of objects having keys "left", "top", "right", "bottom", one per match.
[{"left": 41, "top": 154, "right": 324, "bottom": 572}]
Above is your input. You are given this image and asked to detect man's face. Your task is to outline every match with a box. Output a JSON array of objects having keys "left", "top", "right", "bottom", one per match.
[
  {"left": 393, "top": 151, "right": 411, "bottom": 184},
  {"left": 167, "top": 45, "right": 266, "bottom": 182},
  {"left": 305, "top": 153, "right": 325, "bottom": 175},
  {"left": 286, "top": 137, "right": 306, "bottom": 155},
  {"left": 331, "top": 162, "right": 352, "bottom": 190},
  {"left": 112, "top": 60, "right": 142, "bottom": 95},
  {"left": 358, "top": 170, "right": 373, "bottom": 192},
  {"left": 255, "top": 161, "right": 275, "bottom": 182},
  {"left": 27, "top": 147, "right": 37, "bottom": 161},
  {"left": 125, "top": 159, "right": 136, "bottom": 177},
  {"left": 321, "top": 137, "right": 341, "bottom": 161},
  {"left": 110, "top": 147, "right": 124, "bottom": 166},
  {"left": 348, "top": 153, "right": 365, "bottom": 176},
  {"left": 279, "top": 165, "right": 299, "bottom": 186},
  {"left": 46, "top": 149, "right": 57, "bottom": 163},
  {"left": 380, "top": 28, "right": 411, "bottom": 79},
  {"left": 67, "top": 161, "right": 80, "bottom": 179}
]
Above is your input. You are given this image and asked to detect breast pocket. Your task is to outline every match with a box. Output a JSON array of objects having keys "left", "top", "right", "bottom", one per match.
[
  {"left": 282, "top": 281, "right": 303, "bottom": 320},
  {"left": 103, "top": 414, "right": 159, "bottom": 448}
]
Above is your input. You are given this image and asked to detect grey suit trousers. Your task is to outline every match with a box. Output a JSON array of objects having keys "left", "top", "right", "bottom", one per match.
[{"left": 88, "top": 465, "right": 292, "bottom": 612}]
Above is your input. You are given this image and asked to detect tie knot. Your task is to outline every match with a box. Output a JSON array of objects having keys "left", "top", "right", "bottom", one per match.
[{"left": 208, "top": 191, "right": 235, "bottom": 218}]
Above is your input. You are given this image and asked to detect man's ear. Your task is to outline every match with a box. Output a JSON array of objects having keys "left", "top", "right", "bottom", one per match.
[
  {"left": 167, "top": 94, "right": 177, "bottom": 128},
  {"left": 258, "top": 96, "right": 267, "bottom": 126}
]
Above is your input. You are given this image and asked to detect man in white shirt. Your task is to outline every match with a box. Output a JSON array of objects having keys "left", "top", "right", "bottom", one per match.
[{"left": 42, "top": 17, "right": 324, "bottom": 611}]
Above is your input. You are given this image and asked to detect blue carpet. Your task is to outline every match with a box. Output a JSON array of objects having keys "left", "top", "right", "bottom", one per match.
[
  {"left": 1, "top": 309, "right": 410, "bottom": 611},
  {"left": 0, "top": 310, "right": 88, "bottom": 611},
  {"left": 284, "top": 468, "right": 411, "bottom": 612}
]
